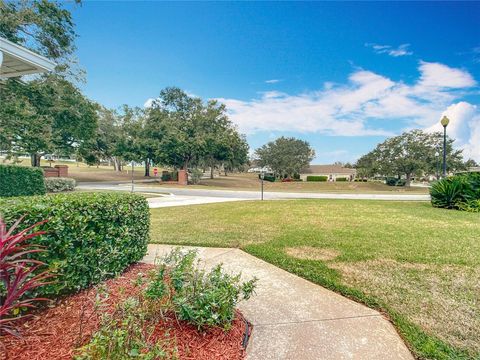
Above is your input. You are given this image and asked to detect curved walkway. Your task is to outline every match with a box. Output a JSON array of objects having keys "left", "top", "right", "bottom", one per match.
[{"left": 143, "top": 244, "right": 413, "bottom": 360}]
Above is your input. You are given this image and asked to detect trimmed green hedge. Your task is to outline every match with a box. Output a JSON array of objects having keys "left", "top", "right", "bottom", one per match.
[
  {"left": 306, "top": 175, "right": 328, "bottom": 182},
  {"left": 0, "top": 192, "right": 150, "bottom": 297},
  {"left": 336, "top": 177, "right": 348, "bottom": 182},
  {"left": 45, "top": 177, "right": 76, "bottom": 193},
  {"left": 0, "top": 164, "right": 46, "bottom": 197}
]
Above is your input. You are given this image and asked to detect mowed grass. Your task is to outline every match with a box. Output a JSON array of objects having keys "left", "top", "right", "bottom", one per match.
[{"left": 150, "top": 200, "right": 480, "bottom": 359}]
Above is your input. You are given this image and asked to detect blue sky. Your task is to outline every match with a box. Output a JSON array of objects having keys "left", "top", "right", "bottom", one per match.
[{"left": 70, "top": 2, "right": 480, "bottom": 163}]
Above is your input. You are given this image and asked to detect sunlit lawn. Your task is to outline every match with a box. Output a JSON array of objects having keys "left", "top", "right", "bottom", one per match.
[{"left": 150, "top": 200, "right": 480, "bottom": 359}]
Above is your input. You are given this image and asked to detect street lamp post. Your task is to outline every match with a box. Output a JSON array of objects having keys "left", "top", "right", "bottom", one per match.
[
  {"left": 440, "top": 116, "right": 450, "bottom": 178},
  {"left": 435, "top": 151, "right": 440, "bottom": 180}
]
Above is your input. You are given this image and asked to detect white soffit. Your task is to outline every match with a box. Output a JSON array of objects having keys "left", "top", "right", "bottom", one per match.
[{"left": 0, "top": 37, "right": 56, "bottom": 78}]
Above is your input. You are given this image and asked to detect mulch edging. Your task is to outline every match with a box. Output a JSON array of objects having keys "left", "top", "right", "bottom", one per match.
[{"left": 1, "top": 263, "right": 249, "bottom": 360}]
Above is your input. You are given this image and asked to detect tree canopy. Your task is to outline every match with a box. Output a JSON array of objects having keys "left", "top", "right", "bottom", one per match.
[
  {"left": 0, "top": 75, "right": 98, "bottom": 166},
  {"left": 355, "top": 129, "right": 466, "bottom": 184},
  {"left": 254, "top": 137, "right": 315, "bottom": 177}
]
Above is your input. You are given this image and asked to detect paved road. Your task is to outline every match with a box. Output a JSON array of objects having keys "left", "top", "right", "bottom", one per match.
[
  {"left": 77, "top": 182, "right": 430, "bottom": 207},
  {"left": 144, "top": 244, "right": 414, "bottom": 360}
]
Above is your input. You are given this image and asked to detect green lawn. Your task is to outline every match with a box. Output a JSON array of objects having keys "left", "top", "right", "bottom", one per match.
[{"left": 150, "top": 200, "right": 480, "bottom": 359}]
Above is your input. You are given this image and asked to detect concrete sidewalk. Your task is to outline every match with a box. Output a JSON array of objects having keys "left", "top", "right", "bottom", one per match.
[
  {"left": 143, "top": 244, "right": 413, "bottom": 360},
  {"left": 147, "top": 194, "right": 249, "bottom": 208}
]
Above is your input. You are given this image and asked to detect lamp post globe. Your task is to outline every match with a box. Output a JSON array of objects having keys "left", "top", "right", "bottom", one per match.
[{"left": 440, "top": 116, "right": 450, "bottom": 178}]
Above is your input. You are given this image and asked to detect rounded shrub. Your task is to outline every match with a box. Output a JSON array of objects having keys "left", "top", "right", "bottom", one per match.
[
  {"left": 44, "top": 177, "right": 76, "bottom": 193},
  {"left": 0, "top": 192, "right": 150, "bottom": 297}
]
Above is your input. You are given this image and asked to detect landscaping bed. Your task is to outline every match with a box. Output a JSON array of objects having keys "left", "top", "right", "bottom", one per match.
[{"left": 1, "top": 263, "right": 249, "bottom": 360}]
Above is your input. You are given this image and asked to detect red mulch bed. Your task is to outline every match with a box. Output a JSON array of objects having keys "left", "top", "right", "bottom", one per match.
[{"left": 1, "top": 263, "right": 250, "bottom": 360}]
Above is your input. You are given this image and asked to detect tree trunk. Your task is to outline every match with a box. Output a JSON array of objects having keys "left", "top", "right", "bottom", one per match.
[
  {"left": 406, "top": 173, "right": 411, "bottom": 187},
  {"left": 210, "top": 163, "right": 214, "bottom": 179},
  {"left": 114, "top": 157, "right": 122, "bottom": 172},
  {"left": 144, "top": 158, "right": 150, "bottom": 177},
  {"left": 30, "top": 153, "right": 41, "bottom": 167}
]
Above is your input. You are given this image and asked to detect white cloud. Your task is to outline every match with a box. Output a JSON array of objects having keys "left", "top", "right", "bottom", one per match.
[
  {"left": 365, "top": 43, "right": 413, "bottom": 57},
  {"left": 265, "top": 79, "right": 282, "bottom": 84},
  {"left": 417, "top": 61, "right": 476, "bottom": 89},
  {"left": 215, "top": 61, "right": 479, "bottom": 161}
]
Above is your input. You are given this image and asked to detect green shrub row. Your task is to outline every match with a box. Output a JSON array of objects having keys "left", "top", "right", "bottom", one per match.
[
  {"left": 336, "top": 177, "right": 348, "bottom": 182},
  {"left": 0, "top": 164, "right": 46, "bottom": 197},
  {"left": 44, "top": 177, "right": 76, "bottom": 193},
  {"left": 0, "top": 192, "right": 150, "bottom": 297},
  {"left": 430, "top": 172, "right": 480, "bottom": 212},
  {"left": 306, "top": 175, "right": 327, "bottom": 182}
]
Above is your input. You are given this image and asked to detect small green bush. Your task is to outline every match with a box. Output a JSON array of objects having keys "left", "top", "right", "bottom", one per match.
[
  {"left": 44, "top": 177, "right": 76, "bottom": 193},
  {"left": 336, "top": 177, "right": 348, "bottom": 182},
  {"left": 146, "top": 248, "right": 257, "bottom": 330},
  {"left": 306, "top": 176, "right": 328, "bottom": 182},
  {"left": 0, "top": 164, "right": 46, "bottom": 197},
  {"left": 161, "top": 173, "right": 172, "bottom": 181},
  {"left": 430, "top": 172, "right": 480, "bottom": 211},
  {"left": 190, "top": 169, "right": 203, "bottom": 184},
  {"left": 0, "top": 192, "right": 149, "bottom": 297},
  {"left": 386, "top": 177, "right": 406, "bottom": 186},
  {"left": 75, "top": 297, "right": 168, "bottom": 360}
]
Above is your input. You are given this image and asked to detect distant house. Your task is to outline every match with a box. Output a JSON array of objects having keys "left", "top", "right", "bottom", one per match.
[{"left": 300, "top": 164, "right": 356, "bottom": 181}]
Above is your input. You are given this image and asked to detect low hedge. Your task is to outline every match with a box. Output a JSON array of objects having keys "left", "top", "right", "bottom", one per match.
[
  {"left": 0, "top": 164, "right": 46, "bottom": 197},
  {"left": 44, "top": 177, "right": 76, "bottom": 193},
  {"left": 306, "top": 176, "right": 328, "bottom": 182},
  {"left": 336, "top": 177, "right": 348, "bottom": 182},
  {"left": 0, "top": 192, "right": 150, "bottom": 297}
]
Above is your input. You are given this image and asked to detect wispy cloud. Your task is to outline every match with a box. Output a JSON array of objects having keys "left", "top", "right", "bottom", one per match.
[
  {"left": 365, "top": 43, "right": 413, "bottom": 57},
  {"left": 216, "top": 61, "right": 479, "bottom": 161},
  {"left": 265, "top": 79, "right": 282, "bottom": 84}
]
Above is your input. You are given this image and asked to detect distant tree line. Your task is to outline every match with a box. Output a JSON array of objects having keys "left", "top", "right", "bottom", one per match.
[{"left": 79, "top": 88, "right": 249, "bottom": 177}]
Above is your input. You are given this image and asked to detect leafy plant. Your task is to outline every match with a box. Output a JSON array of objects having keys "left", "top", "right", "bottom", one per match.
[
  {"left": 75, "top": 297, "right": 169, "bottom": 360},
  {"left": 146, "top": 248, "right": 257, "bottom": 330},
  {"left": 430, "top": 173, "right": 480, "bottom": 211},
  {"left": 189, "top": 169, "right": 203, "bottom": 184},
  {"left": 0, "top": 192, "right": 149, "bottom": 297},
  {"left": 0, "top": 217, "right": 53, "bottom": 336},
  {"left": 44, "top": 177, "right": 76, "bottom": 192}
]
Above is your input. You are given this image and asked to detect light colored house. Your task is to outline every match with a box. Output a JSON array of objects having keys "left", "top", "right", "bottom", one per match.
[
  {"left": 0, "top": 37, "right": 56, "bottom": 79},
  {"left": 300, "top": 164, "right": 356, "bottom": 181}
]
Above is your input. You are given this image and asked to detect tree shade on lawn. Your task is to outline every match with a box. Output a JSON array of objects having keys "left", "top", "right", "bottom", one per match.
[{"left": 149, "top": 200, "right": 480, "bottom": 359}]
